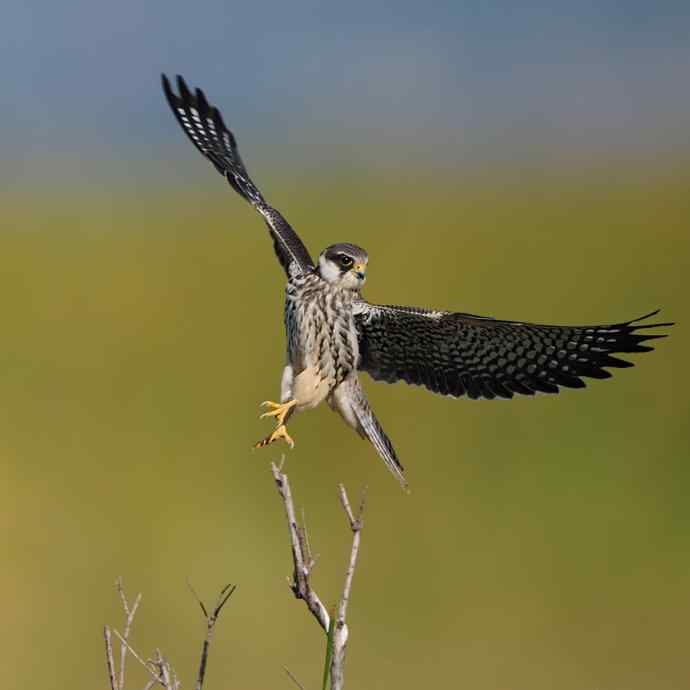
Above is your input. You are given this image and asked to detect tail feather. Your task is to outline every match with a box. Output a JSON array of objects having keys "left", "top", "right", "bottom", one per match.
[{"left": 353, "top": 403, "right": 407, "bottom": 489}]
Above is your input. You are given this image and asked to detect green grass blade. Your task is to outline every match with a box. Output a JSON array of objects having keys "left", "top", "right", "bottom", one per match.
[{"left": 322, "top": 614, "right": 336, "bottom": 690}]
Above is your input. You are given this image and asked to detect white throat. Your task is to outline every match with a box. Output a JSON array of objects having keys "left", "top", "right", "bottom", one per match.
[{"left": 318, "top": 254, "right": 342, "bottom": 283}]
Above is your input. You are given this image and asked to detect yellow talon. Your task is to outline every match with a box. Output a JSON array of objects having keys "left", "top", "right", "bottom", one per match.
[
  {"left": 254, "top": 424, "right": 295, "bottom": 450},
  {"left": 259, "top": 399, "right": 297, "bottom": 426}
]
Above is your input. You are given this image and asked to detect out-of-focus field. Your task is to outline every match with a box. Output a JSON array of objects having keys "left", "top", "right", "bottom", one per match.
[{"left": 1, "top": 163, "right": 689, "bottom": 690}]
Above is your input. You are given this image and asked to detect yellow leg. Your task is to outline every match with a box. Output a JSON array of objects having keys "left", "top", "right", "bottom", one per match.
[
  {"left": 259, "top": 399, "right": 297, "bottom": 426},
  {"left": 254, "top": 424, "right": 295, "bottom": 449},
  {"left": 254, "top": 399, "right": 298, "bottom": 450}
]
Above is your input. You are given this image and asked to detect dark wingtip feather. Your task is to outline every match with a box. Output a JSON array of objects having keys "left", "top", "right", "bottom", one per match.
[
  {"left": 161, "top": 73, "right": 176, "bottom": 107},
  {"left": 490, "top": 380, "right": 515, "bottom": 399},
  {"left": 530, "top": 379, "right": 560, "bottom": 394},
  {"left": 630, "top": 322, "right": 675, "bottom": 331},
  {"left": 213, "top": 106, "right": 232, "bottom": 144},
  {"left": 626, "top": 309, "right": 674, "bottom": 330},
  {"left": 195, "top": 87, "right": 209, "bottom": 115},
  {"left": 553, "top": 373, "right": 587, "bottom": 389},
  {"left": 600, "top": 354, "right": 635, "bottom": 369},
  {"left": 628, "top": 309, "right": 660, "bottom": 323},
  {"left": 578, "top": 365, "right": 612, "bottom": 380},
  {"left": 176, "top": 74, "right": 192, "bottom": 102},
  {"left": 505, "top": 379, "right": 535, "bottom": 396}
]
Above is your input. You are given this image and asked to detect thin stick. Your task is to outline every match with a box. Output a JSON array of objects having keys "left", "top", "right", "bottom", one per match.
[
  {"left": 271, "top": 462, "right": 330, "bottom": 632},
  {"left": 329, "top": 485, "right": 367, "bottom": 690},
  {"left": 336, "top": 485, "right": 366, "bottom": 626},
  {"left": 116, "top": 577, "right": 142, "bottom": 690},
  {"left": 154, "top": 650, "right": 173, "bottom": 690},
  {"left": 104, "top": 626, "right": 118, "bottom": 690},
  {"left": 283, "top": 665, "right": 307, "bottom": 690},
  {"left": 191, "top": 583, "right": 237, "bottom": 690},
  {"left": 105, "top": 579, "right": 234, "bottom": 690},
  {"left": 271, "top": 463, "right": 368, "bottom": 690},
  {"left": 112, "top": 630, "right": 164, "bottom": 687}
]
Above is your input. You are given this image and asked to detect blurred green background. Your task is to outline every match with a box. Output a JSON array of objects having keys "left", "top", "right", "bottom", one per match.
[
  {"left": 3, "top": 1, "right": 690, "bottom": 688},
  {"left": 2, "top": 163, "right": 688, "bottom": 690}
]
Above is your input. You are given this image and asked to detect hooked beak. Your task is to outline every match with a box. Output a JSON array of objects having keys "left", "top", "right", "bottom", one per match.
[{"left": 353, "top": 263, "right": 367, "bottom": 281}]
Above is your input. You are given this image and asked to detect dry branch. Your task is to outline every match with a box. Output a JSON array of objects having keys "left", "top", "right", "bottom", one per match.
[
  {"left": 271, "top": 461, "right": 367, "bottom": 690},
  {"left": 104, "top": 625, "right": 117, "bottom": 690},
  {"left": 283, "top": 665, "right": 307, "bottom": 690},
  {"left": 117, "top": 576, "right": 142, "bottom": 690},
  {"left": 103, "top": 578, "right": 234, "bottom": 690},
  {"left": 188, "top": 582, "right": 237, "bottom": 690}
]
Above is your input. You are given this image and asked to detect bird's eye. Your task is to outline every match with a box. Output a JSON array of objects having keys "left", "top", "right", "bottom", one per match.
[{"left": 339, "top": 255, "right": 354, "bottom": 268}]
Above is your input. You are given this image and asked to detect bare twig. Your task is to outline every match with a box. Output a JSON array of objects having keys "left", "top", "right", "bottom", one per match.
[
  {"left": 283, "top": 665, "right": 307, "bottom": 690},
  {"left": 189, "top": 583, "right": 237, "bottom": 690},
  {"left": 105, "top": 578, "right": 234, "bottom": 690},
  {"left": 116, "top": 576, "right": 142, "bottom": 690},
  {"left": 271, "top": 462, "right": 368, "bottom": 690},
  {"left": 112, "top": 629, "right": 164, "bottom": 687},
  {"left": 153, "top": 649, "right": 174, "bottom": 690},
  {"left": 104, "top": 626, "right": 118, "bottom": 690},
  {"left": 301, "top": 508, "right": 316, "bottom": 569},
  {"left": 272, "top": 462, "right": 331, "bottom": 632},
  {"left": 187, "top": 580, "right": 208, "bottom": 617},
  {"left": 330, "top": 485, "right": 367, "bottom": 690}
]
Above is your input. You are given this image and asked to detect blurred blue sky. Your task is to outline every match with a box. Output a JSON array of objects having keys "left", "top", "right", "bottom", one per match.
[{"left": 2, "top": 0, "right": 689, "bottom": 177}]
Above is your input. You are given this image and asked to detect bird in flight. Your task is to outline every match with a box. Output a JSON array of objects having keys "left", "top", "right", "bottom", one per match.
[{"left": 162, "top": 74, "right": 672, "bottom": 489}]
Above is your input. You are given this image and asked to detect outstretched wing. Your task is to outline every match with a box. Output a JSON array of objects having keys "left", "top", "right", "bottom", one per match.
[
  {"left": 162, "top": 74, "right": 314, "bottom": 277},
  {"left": 354, "top": 304, "right": 673, "bottom": 400}
]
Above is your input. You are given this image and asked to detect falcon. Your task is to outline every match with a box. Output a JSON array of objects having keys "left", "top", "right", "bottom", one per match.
[{"left": 162, "top": 74, "right": 672, "bottom": 488}]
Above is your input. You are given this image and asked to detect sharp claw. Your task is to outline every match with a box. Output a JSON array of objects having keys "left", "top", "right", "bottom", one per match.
[
  {"left": 254, "top": 424, "right": 294, "bottom": 450},
  {"left": 257, "top": 399, "right": 297, "bottom": 424},
  {"left": 260, "top": 409, "right": 282, "bottom": 421},
  {"left": 256, "top": 400, "right": 297, "bottom": 445},
  {"left": 259, "top": 400, "right": 280, "bottom": 418}
]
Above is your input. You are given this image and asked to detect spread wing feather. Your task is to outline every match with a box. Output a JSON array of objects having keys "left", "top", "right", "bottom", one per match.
[
  {"left": 162, "top": 74, "right": 314, "bottom": 277},
  {"left": 355, "top": 304, "right": 673, "bottom": 400}
]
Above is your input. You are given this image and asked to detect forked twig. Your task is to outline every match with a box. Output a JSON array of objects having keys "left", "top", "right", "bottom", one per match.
[
  {"left": 104, "top": 578, "right": 233, "bottom": 690},
  {"left": 188, "top": 582, "right": 237, "bottom": 690},
  {"left": 111, "top": 629, "right": 165, "bottom": 686},
  {"left": 152, "top": 649, "right": 176, "bottom": 690},
  {"left": 116, "top": 576, "right": 142, "bottom": 690},
  {"left": 272, "top": 463, "right": 331, "bottom": 632},
  {"left": 271, "top": 462, "right": 367, "bottom": 690},
  {"left": 104, "top": 626, "right": 117, "bottom": 690},
  {"left": 330, "top": 485, "right": 366, "bottom": 690}
]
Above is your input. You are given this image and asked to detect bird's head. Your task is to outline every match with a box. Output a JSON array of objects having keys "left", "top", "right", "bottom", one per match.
[{"left": 317, "top": 243, "right": 368, "bottom": 290}]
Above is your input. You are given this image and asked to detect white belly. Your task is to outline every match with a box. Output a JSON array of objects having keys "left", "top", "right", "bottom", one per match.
[{"left": 290, "top": 365, "right": 334, "bottom": 411}]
